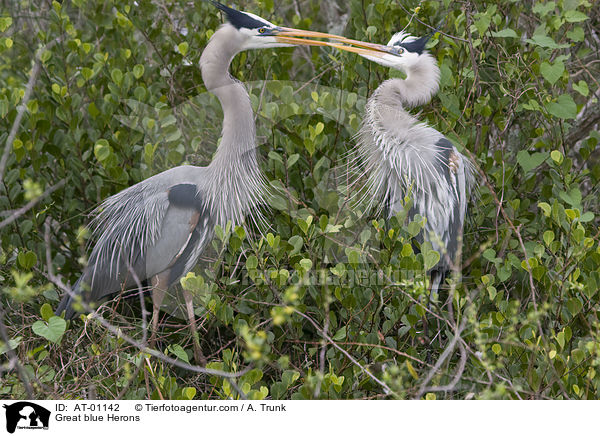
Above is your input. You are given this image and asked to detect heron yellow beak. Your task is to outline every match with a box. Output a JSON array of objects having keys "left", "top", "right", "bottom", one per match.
[{"left": 272, "top": 27, "right": 396, "bottom": 58}]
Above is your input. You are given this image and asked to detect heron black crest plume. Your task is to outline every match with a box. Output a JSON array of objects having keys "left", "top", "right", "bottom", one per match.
[
  {"left": 209, "top": 1, "right": 268, "bottom": 30},
  {"left": 398, "top": 34, "right": 430, "bottom": 54}
]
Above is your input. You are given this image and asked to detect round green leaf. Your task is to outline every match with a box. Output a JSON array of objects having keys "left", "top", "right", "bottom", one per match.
[
  {"left": 17, "top": 251, "right": 37, "bottom": 269},
  {"left": 546, "top": 94, "right": 577, "bottom": 119},
  {"left": 133, "top": 64, "right": 144, "bottom": 79},
  {"left": 32, "top": 316, "right": 67, "bottom": 344},
  {"left": 178, "top": 42, "right": 189, "bottom": 56},
  {"left": 94, "top": 139, "right": 111, "bottom": 162}
]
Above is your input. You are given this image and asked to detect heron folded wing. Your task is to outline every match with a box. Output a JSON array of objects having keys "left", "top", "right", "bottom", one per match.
[
  {"left": 167, "top": 183, "right": 204, "bottom": 211},
  {"left": 145, "top": 184, "right": 213, "bottom": 286}
]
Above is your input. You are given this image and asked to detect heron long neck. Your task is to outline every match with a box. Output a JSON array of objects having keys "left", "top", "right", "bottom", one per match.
[
  {"left": 201, "top": 25, "right": 257, "bottom": 166},
  {"left": 375, "top": 53, "right": 440, "bottom": 109},
  {"left": 200, "top": 25, "right": 267, "bottom": 227}
]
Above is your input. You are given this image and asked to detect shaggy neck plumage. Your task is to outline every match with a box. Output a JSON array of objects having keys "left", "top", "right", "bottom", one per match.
[
  {"left": 355, "top": 52, "right": 444, "bottom": 214},
  {"left": 373, "top": 53, "right": 440, "bottom": 109},
  {"left": 200, "top": 24, "right": 267, "bottom": 227}
]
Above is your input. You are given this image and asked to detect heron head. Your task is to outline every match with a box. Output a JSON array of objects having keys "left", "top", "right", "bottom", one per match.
[
  {"left": 210, "top": 1, "right": 347, "bottom": 50},
  {"left": 323, "top": 31, "right": 434, "bottom": 72},
  {"left": 357, "top": 32, "right": 432, "bottom": 70}
]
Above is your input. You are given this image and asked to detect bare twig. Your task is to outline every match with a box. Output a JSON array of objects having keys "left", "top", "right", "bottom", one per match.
[
  {"left": 293, "top": 309, "right": 395, "bottom": 396},
  {"left": 0, "top": 180, "right": 65, "bottom": 230},
  {"left": 414, "top": 312, "right": 468, "bottom": 399}
]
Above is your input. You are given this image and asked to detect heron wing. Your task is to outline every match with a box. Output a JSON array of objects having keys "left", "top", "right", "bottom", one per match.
[
  {"left": 80, "top": 181, "right": 211, "bottom": 304},
  {"left": 145, "top": 183, "right": 213, "bottom": 286}
]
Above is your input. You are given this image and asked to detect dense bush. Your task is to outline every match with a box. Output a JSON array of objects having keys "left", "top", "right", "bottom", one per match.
[{"left": 1, "top": 0, "right": 599, "bottom": 399}]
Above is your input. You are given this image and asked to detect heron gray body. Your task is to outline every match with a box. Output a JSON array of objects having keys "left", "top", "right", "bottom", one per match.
[
  {"left": 348, "top": 32, "right": 472, "bottom": 296},
  {"left": 56, "top": 166, "right": 214, "bottom": 319}
]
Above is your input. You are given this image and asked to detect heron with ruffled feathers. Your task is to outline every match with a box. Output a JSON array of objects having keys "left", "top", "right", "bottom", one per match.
[{"left": 327, "top": 30, "right": 473, "bottom": 302}]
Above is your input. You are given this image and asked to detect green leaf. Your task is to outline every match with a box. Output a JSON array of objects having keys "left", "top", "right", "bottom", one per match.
[
  {"left": 133, "top": 64, "right": 144, "bottom": 79},
  {"left": 532, "top": 1, "right": 555, "bottom": 16},
  {"left": 545, "top": 94, "right": 577, "bottom": 119},
  {"left": 332, "top": 326, "right": 346, "bottom": 341},
  {"left": 17, "top": 251, "right": 37, "bottom": 269},
  {"left": 491, "top": 29, "right": 518, "bottom": 38},
  {"left": 178, "top": 42, "right": 189, "bottom": 56},
  {"left": 287, "top": 235, "right": 303, "bottom": 255},
  {"left": 246, "top": 255, "right": 258, "bottom": 270},
  {"left": 516, "top": 150, "right": 548, "bottom": 173},
  {"left": 526, "top": 35, "right": 569, "bottom": 49},
  {"left": 299, "top": 258, "right": 312, "bottom": 271},
  {"left": 564, "top": 10, "right": 588, "bottom": 22},
  {"left": 182, "top": 387, "right": 196, "bottom": 400},
  {"left": 572, "top": 349, "right": 585, "bottom": 365},
  {"left": 559, "top": 188, "right": 582, "bottom": 207},
  {"left": 550, "top": 150, "right": 563, "bottom": 164},
  {"left": 556, "top": 331, "right": 565, "bottom": 349},
  {"left": 94, "top": 139, "right": 111, "bottom": 162},
  {"left": 543, "top": 230, "right": 554, "bottom": 246},
  {"left": 540, "top": 60, "right": 564, "bottom": 85},
  {"left": 81, "top": 67, "right": 93, "bottom": 80},
  {"left": 269, "top": 194, "right": 287, "bottom": 211},
  {"left": 0, "top": 17, "right": 13, "bottom": 32},
  {"left": 572, "top": 80, "right": 589, "bottom": 97},
  {"left": 567, "top": 26, "right": 584, "bottom": 42},
  {"left": 474, "top": 14, "right": 490, "bottom": 35},
  {"left": 40, "top": 303, "right": 54, "bottom": 322},
  {"left": 424, "top": 249, "right": 440, "bottom": 270},
  {"left": 167, "top": 344, "right": 190, "bottom": 364},
  {"left": 0, "top": 336, "right": 21, "bottom": 355},
  {"left": 111, "top": 68, "right": 123, "bottom": 85},
  {"left": 32, "top": 316, "right": 66, "bottom": 344},
  {"left": 566, "top": 298, "right": 582, "bottom": 316}
]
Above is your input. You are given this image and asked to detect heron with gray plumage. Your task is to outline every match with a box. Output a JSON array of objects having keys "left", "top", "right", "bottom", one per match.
[
  {"left": 55, "top": 1, "right": 391, "bottom": 364},
  {"left": 328, "top": 31, "right": 473, "bottom": 302}
]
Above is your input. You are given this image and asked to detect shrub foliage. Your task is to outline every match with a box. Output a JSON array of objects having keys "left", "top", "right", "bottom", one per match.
[{"left": 1, "top": 0, "right": 599, "bottom": 399}]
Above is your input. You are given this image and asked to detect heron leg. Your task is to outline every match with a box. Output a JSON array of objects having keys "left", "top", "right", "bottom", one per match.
[
  {"left": 150, "top": 273, "right": 169, "bottom": 351},
  {"left": 183, "top": 289, "right": 206, "bottom": 365}
]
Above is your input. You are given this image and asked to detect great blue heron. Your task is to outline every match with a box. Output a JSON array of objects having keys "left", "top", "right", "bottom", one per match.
[
  {"left": 55, "top": 1, "right": 388, "bottom": 363},
  {"left": 328, "top": 31, "right": 473, "bottom": 302}
]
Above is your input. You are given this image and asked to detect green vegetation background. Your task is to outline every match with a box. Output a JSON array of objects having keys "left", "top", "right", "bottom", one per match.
[{"left": 1, "top": 0, "right": 599, "bottom": 399}]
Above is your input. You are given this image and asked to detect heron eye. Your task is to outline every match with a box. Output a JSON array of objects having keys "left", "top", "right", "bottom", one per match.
[
  {"left": 396, "top": 47, "right": 405, "bottom": 54},
  {"left": 258, "top": 27, "right": 268, "bottom": 34}
]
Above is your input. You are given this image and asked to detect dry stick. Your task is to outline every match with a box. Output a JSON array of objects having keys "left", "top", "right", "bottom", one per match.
[
  {"left": 115, "top": 241, "right": 150, "bottom": 400},
  {"left": 313, "top": 291, "right": 331, "bottom": 399},
  {"left": 421, "top": 341, "right": 468, "bottom": 395},
  {"left": 285, "top": 339, "right": 429, "bottom": 366},
  {"left": 293, "top": 309, "right": 394, "bottom": 395},
  {"left": 43, "top": 242, "right": 250, "bottom": 399},
  {"left": 0, "top": 36, "right": 61, "bottom": 184},
  {"left": 414, "top": 313, "right": 468, "bottom": 399},
  {"left": 0, "top": 180, "right": 65, "bottom": 230}
]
